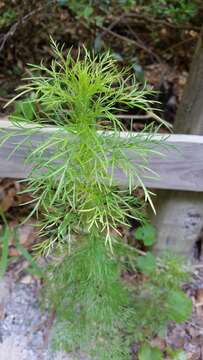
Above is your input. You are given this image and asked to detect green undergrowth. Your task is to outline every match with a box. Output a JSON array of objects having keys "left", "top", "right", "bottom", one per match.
[
  {"left": 3, "top": 40, "right": 192, "bottom": 359},
  {"left": 0, "top": 8, "right": 17, "bottom": 28},
  {"left": 45, "top": 237, "right": 191, "bottom": 359},
  {"left": 140, "top": 0, "right": 198, "bottom": 23},
  {"left": 57, "top": 0, "right": 199, "bottom": 24}
]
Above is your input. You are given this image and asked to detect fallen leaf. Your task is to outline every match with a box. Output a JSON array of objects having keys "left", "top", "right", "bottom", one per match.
[
  {"left": 150, "top": 337, "right": 166, "bottom": 351},
  {"left": 20, "top": 274, "right": 34, "bottom": 284},
  {"left": 0, "top": 179, "right": 20, "bottom": 212},
  {"left": 18, "top": 221, "right": 39, "bottom": 247},
  {"left": 195, "top": 288, "right": 203, "bottom": 307}
]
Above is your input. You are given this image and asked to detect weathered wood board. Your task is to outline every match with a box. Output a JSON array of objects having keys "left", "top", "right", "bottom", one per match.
[
  {"left": 150, "top": 30, "right": 203, "bottom": 258},
  {"left": 0, "top": 120, "right": 203, "bottom": 192}
]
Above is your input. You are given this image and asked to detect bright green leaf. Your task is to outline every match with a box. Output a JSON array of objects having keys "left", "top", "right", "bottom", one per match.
[
  {"left": 81, "top": 5, "right": 93, "bottom": 18},
  {"left": 137, "top": 252, "right": 156, "bottom": 275},
  {"left": 95, "top": 15, "right": 104, "bottom": 27},
  {"left": 16, "top": 241, "right": 45, "bottom": 279},
  {"left": 173, "top": 350, "right": 187, "bottom": 360},
  {"left": 0, "top": 227, "right": 10, "bottom": 278},
  {"left": 138, "top": 344, "right": 163, "bottom": 360},
  {"left": 135, "top": 224, "right": 156, "bottom": 246},
  {"left": 167, "top": 290, "right": 192, "bottom": 323},
  {"left": 14, "top": 100, "right": 35, "bottom": 121},
  {"left": 172, "top": 350, "right": 187, "bottom": 360},
  {"left": 166, "top": 347, "right": 187, "bottom": 360}
]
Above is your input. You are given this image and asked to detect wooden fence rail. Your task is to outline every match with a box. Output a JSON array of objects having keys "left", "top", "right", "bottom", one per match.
[
  {"left": 0, "top": 119, "right": 203, "bottom": 258},
  {"left": 0, "top": 120, "right": 203, "bottom": 192}
]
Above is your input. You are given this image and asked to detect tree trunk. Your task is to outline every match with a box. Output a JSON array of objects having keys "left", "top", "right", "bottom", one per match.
[{"left": 150, "top": 29, "right": 203, "bottom": 259}]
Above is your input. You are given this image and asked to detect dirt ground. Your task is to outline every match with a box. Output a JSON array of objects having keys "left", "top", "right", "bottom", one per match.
[{"left": 0, "top": 274, "right": 88, "bottom": 360}]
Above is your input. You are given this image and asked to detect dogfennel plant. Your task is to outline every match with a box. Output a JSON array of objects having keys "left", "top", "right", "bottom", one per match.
[{"left": 4, "top": 40, "right": 192, "bottom": 359}]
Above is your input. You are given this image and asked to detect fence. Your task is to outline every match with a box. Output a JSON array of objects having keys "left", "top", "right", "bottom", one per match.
[{"left": 0, "top": 119, "right": 203, "bottom": 258}]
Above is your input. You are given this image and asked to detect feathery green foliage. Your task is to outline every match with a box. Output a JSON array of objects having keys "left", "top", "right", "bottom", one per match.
[
  {"left": 9, "top": 39, "right": 163, "bottom": 255},
  {"left": 5, "top": 40, "right": 192, "bottom": 359}
]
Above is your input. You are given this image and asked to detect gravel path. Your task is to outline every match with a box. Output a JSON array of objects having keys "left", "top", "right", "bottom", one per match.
[
  {"left": 0, "top": 276, "right": 75, "bottom": 360},
  {"left": 0, "top": 268, "right": 203, "bottom": 360}
]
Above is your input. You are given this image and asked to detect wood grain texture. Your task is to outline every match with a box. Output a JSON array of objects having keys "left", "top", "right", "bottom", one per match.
[
  {"left": 149, "top": 29, "right": 203, "bottom": 257},
  {"left": 174, "top": 28, "right": 203, "bottom": 134},
  {"left": 149, "top": 190, "right": 203, "bottom": 256},
  {"left": 0, "top": 120, "right": 203, "bottom": 191}
]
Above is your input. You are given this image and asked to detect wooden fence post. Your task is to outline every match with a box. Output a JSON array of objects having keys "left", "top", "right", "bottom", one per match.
[{"left": 150, "top": 29, "right": 203, "bottom": 258}]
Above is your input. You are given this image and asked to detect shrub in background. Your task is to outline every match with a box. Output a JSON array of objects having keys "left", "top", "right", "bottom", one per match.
[
  {"left": 142, "top": 0, "right": 198, "bottom": 23},
  {"left": 58, "top": 0, "right": 198, "bottom": 24}
]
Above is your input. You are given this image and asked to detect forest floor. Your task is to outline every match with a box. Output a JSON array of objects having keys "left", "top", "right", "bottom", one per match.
[{"left": 0, "top": 1, "right": 202, "bottom": 123}]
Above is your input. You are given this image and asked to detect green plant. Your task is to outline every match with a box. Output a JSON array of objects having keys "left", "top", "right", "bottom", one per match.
[
  {"left": 141, "top": 0, "right": 198, "bottom": 23},
  {"left": 0, "top": 228, "right": 10, "bottom": 278},
  {"left": 57, "top": 0, "right": 198, "bottom": 23},
  {"left": 135, "top": 223, "right": 156, "bottom": 246},
  {"left": 12, "top": 99, "right": 35, "bottom": 122},
  {"left": 58, "top": 0, "right": 135, "bottom": 19},
  {"left": 0, "top": 207, "right": 44, "bottom": 278},
  {"left": 4, "top": 40, "right": 192, "bottom": 359},
  {"left": 138, "top": 344, "right": 163, "bottom": 360},
  {"left": 0, "top": 9, "right": 17, "bottom": 28}
]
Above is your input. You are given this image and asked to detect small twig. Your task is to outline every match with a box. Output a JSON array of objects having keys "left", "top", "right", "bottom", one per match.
[
  {"left": 164, "top": 37, "right": 196, "bottom": 53},
  {"left": 117, "top": 114, "right": 152, "bottom": 120},
  {"left": 123, "top": 242, "right": 146, "bottom": 256},
  {"left": 127, "top": 12, "right": 201, "bottom": 31},
  {"left": 99, "top": 13, "right": 126, "bottom": 39},
  {"left": 0, "top": 0, "right": 57, "bottom": 52},
  {"left": 98, "top": 25, "right": 145, "bottom": 48},
  {"left": 125, "top": 23, "right": 162, "bottom": 63},
  {"left": 0, "top": 97, "right": 11, "bottom": 102},
  {"left": 185, "top": 321, "right": 203, "bottom": 330},
  {"left": 42, "top": 309, "right": 56, "bottom": 347},
  {"left": 97, "top": 25, "right": 164, "bottom": 66},
  {"left": 0, "top": 9, "right": 37, "bottom": 52},
  {"left": 117, "top": 114, "right": 173, "bottom": 130}
]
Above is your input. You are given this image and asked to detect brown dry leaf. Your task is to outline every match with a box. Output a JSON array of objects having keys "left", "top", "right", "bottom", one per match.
[
  {"left": 159, "top": 28, "right": 168, "bottom": 38},
  {"left": 188, "top": 326, "right": 199, "bottom": 339},
  {"left": 188, "top": 30, "right": 199, "bottom": 39},
  {"left": 195, "top": 288, "right": 203, "bottom": 318},
  {"left": 8, "top": 220, "right": 40, "bottom": 257},
  {"left": 195, "top": 288, "right": 203, "bottom": 305},
  {"left": 201, "top": 346, "right": 203, "bottom": 359},
  {"left": 187, "top": 350, "right": 201, "bottom": 360},
  {"left": 0, "top": 188, "right": 16, "bottom": 212},
  {"left": 145, "top": 63, "right": 169, "bottom": 86},
  {"left": 8, "top": 246, "right": 19, "bottom": 257},
  {"left": 191, "top": 334, "right": 203, "bottom": 347},
  {"left": 17, "top": 221, "right": 39, "bottom": 247},
  {"left": 122, "top": 272, "right": 138, "bottom": 286},
  {"left": 167, "top": 328, "right": 186, "bottom": 348},
  {"left": 196, "top": 306, "right": 203, "bottom": 319},
  {"left": 195, "top": 288, "right": 203, "bottom": 307},
  {"left": 0, "top": 179, "right": 20, "bottom": 212},
  {"left": 150, "top": 336, "right": 166, "bottom": 350},
  {"left": 178, "top": 72, "right": 188, "bottom": 87}
]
